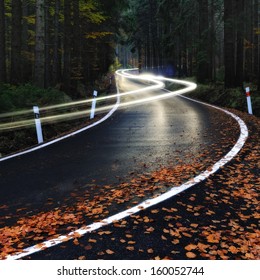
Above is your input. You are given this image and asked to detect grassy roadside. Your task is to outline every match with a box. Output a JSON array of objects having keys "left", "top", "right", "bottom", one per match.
[
  {"left": 0, "top": 81, "right": 116, "bottom": 157},
  {"left": 1, "top": 78, "right": 259, "bottom": 157},
  {"left": 183, "top": 82, "right": 260, "bottom": 117}
]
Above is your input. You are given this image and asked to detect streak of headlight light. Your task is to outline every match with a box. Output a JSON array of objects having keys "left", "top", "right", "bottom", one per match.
[
  {"left": 0, "top": 69, "right": 197, "bottom": 131},
  {"left": 0, "top": 69, "right": 163, "bottom": 118},
  {"left": 116, "top": 69, "right": 197, "bottom": 104}
]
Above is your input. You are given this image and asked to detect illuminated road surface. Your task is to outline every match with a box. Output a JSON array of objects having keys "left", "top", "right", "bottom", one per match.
[{"left": 0, "top": 70, "right": 245, "bottom": 259}]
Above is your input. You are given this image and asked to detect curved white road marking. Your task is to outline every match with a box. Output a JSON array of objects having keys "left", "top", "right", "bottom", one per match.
[
  {"left": 0, "top": 70, "right": 165, "bottom": 161},
  {"left": 4, "top": 70, "right": 248, "bottom": 260},
  {"left": 0, "top": 77, "right": 124, "bottom": 162}
]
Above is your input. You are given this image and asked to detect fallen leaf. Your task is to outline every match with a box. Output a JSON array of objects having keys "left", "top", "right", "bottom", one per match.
[
  {"left": 126, "top": 246, "right": 135, "bottom": 251},
  {"left": 186, "top": 252, "right": 197, "bottom": 259},
  {"left": 73, "top": 238, "right": 79, "bottom": 246},
  {"left": 145, "top": 227, "right": 155, "bottom": 233},
  {"left": 182, "top": 232, "right": 192, "bottom": 238},
  {"left": 106, "top": 249, "right": 115, "bottom": 255},
  {"left": 229, "top": 245, "right": 238, "bottom": 254},
  {"left": 190, "top": 223, "right": 199, "bottom": 228},
  {"left": 98, "top": 231, "right": 112, "bottom": 236},
  {"left": 185, "top": 244, "right": 197, "bottom": 251},
  {"left": 89, "top": 238, "right": 97, "bottom": 243},
  {"left": 84, "top": 245, "right": 92, "bottom": 250},
  {"left": 161, "top": 235, "right": 167, "bottom": 240},
  {"left": 207, "top": 234, "right": 220, "bottom": 243}
]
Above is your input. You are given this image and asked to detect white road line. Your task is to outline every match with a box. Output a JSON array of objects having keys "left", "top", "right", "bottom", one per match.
[
  {"left": 0, "top": 70, "right": 165, "bottom": 162},
  {"left": 0, "top": 81, "right": 121, "bottom": 162},
  {"left": 4, "top": 70, "right": 248, "bottom": 260}
]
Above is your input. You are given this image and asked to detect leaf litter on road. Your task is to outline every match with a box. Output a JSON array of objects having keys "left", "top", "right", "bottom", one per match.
[{"left": 0, "top": 108, "right": 259, "bottom": 260}]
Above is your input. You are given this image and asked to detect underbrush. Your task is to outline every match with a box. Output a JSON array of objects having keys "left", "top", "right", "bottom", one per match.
[
  {"left": 0, "top": 82, "right": 116, "bottom": 157},
  {"left": 184, "top": 83, "right": 260, "bottom": 117},
  {"left": 0, "top": 83, "right": 71, "bottom": 113}
]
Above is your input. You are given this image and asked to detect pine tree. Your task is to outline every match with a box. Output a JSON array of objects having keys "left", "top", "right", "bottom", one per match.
[
  {"left": 0, "top": 0, "right": 6, "bottom": 82},
  {"left": 34, "top": 0, "right": 45, "bottom": 88}
]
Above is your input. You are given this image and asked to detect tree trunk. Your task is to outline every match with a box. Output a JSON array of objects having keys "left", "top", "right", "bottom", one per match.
[
  {"left": 137, "top": 44, "right": 143, "bottom": 72},
  {"left": 63, "top": 0, "right": 72, "bottom": 92},
  {"left": 71, "top": 0, "right": 82, "bottom": 91},
  {"left": 254, "top": 0, "right": 259, "bottom": 79},
  {"left": 11, "top": 0, "right": 22, "bottom": 84},
  {"left": 45, "top": 0, "right": 51, "bottom": 87},
  {"left": 258, "top": 52, "right": 260, "bottom": 91},
  {"left": 209, "top": 0, "right": 216, "bottom": 81},
  {"left": 235, "top": 0, "right": 245, "bottom": 88},
  {"left": 258, "top": 0, "right": 260, "bottom": 90},
  {"left": 224, "top": 0, "right": 236, "bottom": 88},
  {"left": 197, "top": 0, "right": 210, "bottom": 83},
  {"left": 34, "top": 0, "right": 45, "bottom": 88},
  {"left": 244, "top": 1, "right": 253, "bottom": 80},
  {"left": 146, "top": 30, "right": 151, "bottom": 68},
  {"left": 21, "top": 0, "right": 31, "bottom": 82},
  {"left": 53, "top": 0, "right": 61, "bottom": 85},
  {"left": 0, "top": 0, "right": 6, "bottom": 82}
]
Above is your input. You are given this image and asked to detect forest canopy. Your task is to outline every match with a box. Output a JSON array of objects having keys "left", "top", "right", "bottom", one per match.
[
  {"left": 0, "top": 0, "right": 259, "bottom": 97},
  {"left": 0, "top": 0, "right": 125, "bottom": 96}
]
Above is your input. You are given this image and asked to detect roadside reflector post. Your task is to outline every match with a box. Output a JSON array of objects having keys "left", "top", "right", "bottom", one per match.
[
  {"left": 90, "top": 90, "right": 98, "bottom": 119},
  {"left": 33, "top": 106, "right": 44, "bottom": 144},
  {"left": 245, "top": 87, "right": 253, "bottom": 115}
]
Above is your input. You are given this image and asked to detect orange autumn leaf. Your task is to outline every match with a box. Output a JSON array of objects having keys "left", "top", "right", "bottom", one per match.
[
  {"left": 185, "top": 244, "right": 197, "bottom": 251},
  {"left": 146, "top": 227, "right": 155, "bottom": 233},
  {"left": 229, "top": 245, "right": 238, "bottom": 254},
  {"left": 186, "top": 252, "right": 197, "bottom": 259},
  {"left": 84, "top": 245, "right": 92, "bottom": 250},
  {"left": 207, "top": 234, "right": 220, "bottom": 243},
  {"left": 92, "top": 207, "right": 103, "bottom": 214},
  {"left": 73, "top": 232, "right": 83, "bottom": 238},
  {"left": 197, "top": 243, "right": 209, "bottom": 252},
  {"left": 190, "top": 223, "right": 199, "bottom": 228},
  {"left": 126, "top": 246, "right": 135, "bottom": 251},
  {"left": 182, "top": 232, "right": 192, "bottom": 238},
  {"left": 98, "top": 231, "right": 112, "bottom": 236},
  {"left": 106, "top": 249, "right": 115, "bottom": 255},
  {"left": 161, "top": 235, "right": 167, "bottom": 240},
  {"left": 73, "top": 238, "right": 79, "bottom": 246},
  {"left": 88, "top": 238, "right": 97, "bottom": 243}
]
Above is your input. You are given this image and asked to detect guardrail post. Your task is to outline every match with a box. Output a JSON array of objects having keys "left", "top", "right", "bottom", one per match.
[
  {"left": 90, "top": 90, "right": 98, "bottom": 119},
  {"left": 245, "top": 87, "right": 253, "bottom": 115},
  {"left": 33, "top": 106, "right": 44, "bottom": 144}
]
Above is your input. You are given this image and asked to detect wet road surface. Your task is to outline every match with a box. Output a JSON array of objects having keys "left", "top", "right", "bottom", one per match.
[{"left": 0, "top": 76, "right": 241, "bottom": 259}]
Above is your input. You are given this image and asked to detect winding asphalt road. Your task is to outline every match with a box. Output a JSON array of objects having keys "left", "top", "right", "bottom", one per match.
[
  {"left": 0, "top": 72, "right": 241, "bottom": 259},
  {"left": 0, "top": 78, "right": 216, "bottom": 205}
]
